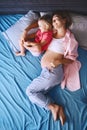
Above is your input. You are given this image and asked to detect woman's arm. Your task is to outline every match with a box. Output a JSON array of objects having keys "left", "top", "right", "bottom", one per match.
[
  {"left": 24, "top": 31, "right": 53, "bottom": 51},
  {"left": 51, "top": 57, "right": 73, "bottom": 68},
  {"left": 20, "top": 20, "right": 38, "bottom": 42},
  {"left": 27, "top": 32, "right": 36, "bottom": 39},
  {"left": 60, "top": 58, "right": 73, "bottom": 65},
  {"left": 25, "top": 20, "right": 38, "bottom": 32}
]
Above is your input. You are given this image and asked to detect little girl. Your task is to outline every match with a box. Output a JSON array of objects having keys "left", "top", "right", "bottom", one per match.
[{"left": 16, "top": 14, "right": 53, "bottom": 56}]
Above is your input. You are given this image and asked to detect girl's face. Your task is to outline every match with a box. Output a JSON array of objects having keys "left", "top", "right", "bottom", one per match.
[
  {"left": 52, "top": 15, "right": 66, "bottom": 29},
  {"left": 38, "top": 20, "right": 51, "bottom": 32}
]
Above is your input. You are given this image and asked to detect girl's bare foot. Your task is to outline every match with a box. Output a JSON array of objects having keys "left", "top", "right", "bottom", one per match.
[
  {"left": 59, "top": 106, "right": 66, "bottom": 125},
  {"left": 48, "top": 103, "right": 60, "bottom": 121},
  {"left": 15, "top": 52, "right": 25, "bottom": 56}
]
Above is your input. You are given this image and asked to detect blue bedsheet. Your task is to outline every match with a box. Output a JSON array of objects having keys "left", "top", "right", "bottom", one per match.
[{"left": 0, "top": 14, "right": 87, "bottom": 130}]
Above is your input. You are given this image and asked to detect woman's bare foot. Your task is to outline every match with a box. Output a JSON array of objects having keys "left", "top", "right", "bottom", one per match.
[
  {"left": 48, "top": 103, "right": 60, "bottom": 121},
  {"left": 15, "top": 52, "right": 25, "bottom": 56},
  {"left": 59, "top": 106, "right": 66, "bottom": 125}
]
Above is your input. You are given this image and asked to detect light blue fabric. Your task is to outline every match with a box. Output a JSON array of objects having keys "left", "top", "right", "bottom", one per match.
[
  {"left": 0, "top": 14, "right": 87, "bottom": 130},
  {"left": 26, "top": 65, "right": 63, "bottom": 109}
]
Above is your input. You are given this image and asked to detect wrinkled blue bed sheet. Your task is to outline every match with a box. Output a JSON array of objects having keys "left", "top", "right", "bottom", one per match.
[{"left": 0, "top": 14, "right": 87, "bottom": 130}]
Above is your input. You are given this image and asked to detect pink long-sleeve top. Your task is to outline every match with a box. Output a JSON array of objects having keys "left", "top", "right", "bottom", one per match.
[{"left": 61, "top": 29, "right": 81, "bottom": 91}]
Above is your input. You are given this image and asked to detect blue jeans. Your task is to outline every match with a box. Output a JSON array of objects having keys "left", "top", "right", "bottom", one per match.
[{"left": 26, "top": 65, "right": 63, "bottom": 109}]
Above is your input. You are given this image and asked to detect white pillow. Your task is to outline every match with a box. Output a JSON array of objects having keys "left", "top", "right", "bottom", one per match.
[
  {"left": 70, "top": 13, "right": 87, "bottom": 50},
  {"left": 2, "top": 10, "right": 39, "bottom": 52},
  {"left": 40, "top": 12, "right": 52, "bottom": 17}
]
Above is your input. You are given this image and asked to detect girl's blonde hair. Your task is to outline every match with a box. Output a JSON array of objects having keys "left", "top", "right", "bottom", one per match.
[{"left": 39, "top": 14, "right": 52, "bottom": 26}]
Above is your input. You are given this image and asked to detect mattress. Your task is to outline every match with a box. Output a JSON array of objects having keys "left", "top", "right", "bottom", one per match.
[{"left": 0, "top": 13, "right": 87, "bottom": 130}]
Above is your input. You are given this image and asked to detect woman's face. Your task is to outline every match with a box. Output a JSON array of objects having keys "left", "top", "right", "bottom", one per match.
[{"left": 52, "top": 15, "right": 65, "bottom": 29}]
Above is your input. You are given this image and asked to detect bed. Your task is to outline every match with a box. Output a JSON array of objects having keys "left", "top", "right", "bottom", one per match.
[{"left": 0, "top": 0, "right": 87, "bottom": 130}]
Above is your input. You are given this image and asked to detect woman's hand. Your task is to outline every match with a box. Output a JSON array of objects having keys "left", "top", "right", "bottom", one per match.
[{"left": 51, "top": 59, "right": 62, "bottom": 68}]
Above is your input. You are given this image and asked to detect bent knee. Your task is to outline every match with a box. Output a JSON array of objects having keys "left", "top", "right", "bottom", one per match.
[
  {"left": 26, "top": 87, "right": 33, "bottom": 97},
  {"left": 26, "top": 87, "right": 36, "bottom": 103}
]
